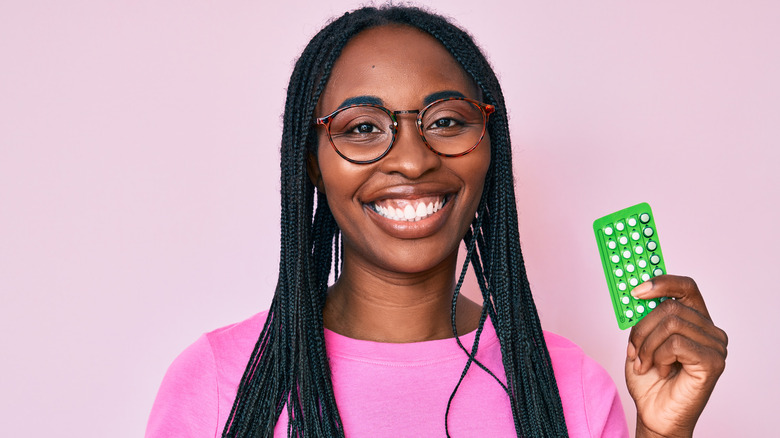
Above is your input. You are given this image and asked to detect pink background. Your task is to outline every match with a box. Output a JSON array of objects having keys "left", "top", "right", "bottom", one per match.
[{"left": 1, "top": 1, "right": 777, "bottom": 436}]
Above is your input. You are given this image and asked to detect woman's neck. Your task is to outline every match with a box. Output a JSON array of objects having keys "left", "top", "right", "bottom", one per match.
[{"left": 322, "top": 251, "right": 482, "bottom": 343}]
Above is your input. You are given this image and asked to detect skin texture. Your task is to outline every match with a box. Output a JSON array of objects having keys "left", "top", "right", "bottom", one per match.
[
  {"left": 309, "top": 25, "right": 486, "bottom": 343},
  {"left": 309, "top": 24, "right": 728, "bottom": 436}
]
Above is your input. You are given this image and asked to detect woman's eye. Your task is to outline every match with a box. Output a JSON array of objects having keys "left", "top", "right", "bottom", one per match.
[
  {"left": 427, "top": 117, "right": 463, "bottom": 130},
  {"left": 351, "top": 123, "right": 379, "bottom": 134},
  {"left": 432, "top": 118, "right": 457, "bottom": 128}
]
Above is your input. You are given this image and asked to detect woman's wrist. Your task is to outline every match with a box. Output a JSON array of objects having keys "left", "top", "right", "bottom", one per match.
[{"left": 636, "top": 416, "right": 693, "bottom": 438}]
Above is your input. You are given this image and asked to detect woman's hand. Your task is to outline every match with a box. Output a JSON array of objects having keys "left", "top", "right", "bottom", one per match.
[{"left": 625, "top": 275, "right": 728, "bottom": 438}]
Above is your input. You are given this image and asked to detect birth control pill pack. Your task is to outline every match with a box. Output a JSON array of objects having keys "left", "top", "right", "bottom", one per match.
[{"left": 593, "top": 202, "right": 668, "bottom": 329}]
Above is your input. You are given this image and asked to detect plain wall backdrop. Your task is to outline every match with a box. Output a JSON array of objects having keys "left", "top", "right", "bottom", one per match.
[{"left": 1, "top": 0, "right": 777, "bottom": 436}]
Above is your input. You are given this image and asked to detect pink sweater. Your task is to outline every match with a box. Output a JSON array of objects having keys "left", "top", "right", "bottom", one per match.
[{"left": 147, "top": 311, "right": 628, "bottom": 437}]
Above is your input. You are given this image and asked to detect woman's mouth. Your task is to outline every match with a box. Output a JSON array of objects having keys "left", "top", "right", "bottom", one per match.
[{"left": 369, "top": 195, "right": 450, "bottom": 222}]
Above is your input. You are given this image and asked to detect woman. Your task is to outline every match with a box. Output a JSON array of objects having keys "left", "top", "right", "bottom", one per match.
[{"left": 147, "top": 5, "right": 727, "bottom": 437}]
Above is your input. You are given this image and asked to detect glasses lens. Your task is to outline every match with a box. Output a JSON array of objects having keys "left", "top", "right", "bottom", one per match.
[
  {"left": 328, "top": 106, "right": 393, "bottom": 162},
  {"left": 421, "top": 100, "right": 487, "bottom": 155}
]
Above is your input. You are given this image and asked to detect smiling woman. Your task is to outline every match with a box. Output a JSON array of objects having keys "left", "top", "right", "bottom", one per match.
[{"left": 146, "top": 5, "right": 727, "bottom": 438}]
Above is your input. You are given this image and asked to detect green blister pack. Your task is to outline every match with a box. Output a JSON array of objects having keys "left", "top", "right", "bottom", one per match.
[{"left": 593, "top": 202, "right": 668, "bottom": 329}]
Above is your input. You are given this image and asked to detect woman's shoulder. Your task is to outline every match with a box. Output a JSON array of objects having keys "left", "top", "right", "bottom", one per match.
[
  {"left": 542, "top": 330, "right": 629, "bottom": 437},
  {"left": 541, "top": 329, "right": 613, "bottom": 389},
  {"left": 145, "top": 311, "right": 270, "bottom": 437},
  {"left": 203, "top": 310, "right": 269, "bottom": 355}
]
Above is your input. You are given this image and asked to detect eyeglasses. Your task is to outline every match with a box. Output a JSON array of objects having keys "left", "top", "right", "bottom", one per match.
[{"left": 315, "top": 97, "right": 495, "bottom": 164}]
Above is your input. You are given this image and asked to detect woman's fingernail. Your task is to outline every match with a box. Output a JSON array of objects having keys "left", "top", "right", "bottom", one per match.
[
  {"left": 631, "top": 281, "right": 653, "bottom": 298},
  {"left": 627, "top": 342, "right": 636, "bottom": 359}
]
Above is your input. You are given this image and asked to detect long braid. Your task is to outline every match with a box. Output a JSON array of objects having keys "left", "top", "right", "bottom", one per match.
[{"left": 224, "top": 5, "right": 568, "bottom": 437}]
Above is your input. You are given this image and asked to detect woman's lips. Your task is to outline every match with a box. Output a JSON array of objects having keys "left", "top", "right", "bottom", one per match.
[
  {"left": 363, "top": 194, "right": 455, "bottom": 239},
  {"left": 369, "top": 195, "right": 448, "bottom": 222}
]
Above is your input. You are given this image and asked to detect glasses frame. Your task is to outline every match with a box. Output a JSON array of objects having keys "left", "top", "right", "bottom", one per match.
[{"left": 315, "top": 97, "right": 496, "bottom": 164}]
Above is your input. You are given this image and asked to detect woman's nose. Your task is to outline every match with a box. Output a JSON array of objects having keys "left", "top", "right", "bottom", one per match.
[{"left": 378, "top": 118, "right": 440, "bottom": 179}]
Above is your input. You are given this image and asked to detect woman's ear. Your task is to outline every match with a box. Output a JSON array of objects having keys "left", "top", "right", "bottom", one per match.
[{"left": 306, "top": 152, "right": 325, "bottom": 193}]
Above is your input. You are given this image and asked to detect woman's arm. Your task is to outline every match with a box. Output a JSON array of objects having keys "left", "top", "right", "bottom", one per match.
[{"left": 626, "top": 275, "right": 728, "bottom": 437}]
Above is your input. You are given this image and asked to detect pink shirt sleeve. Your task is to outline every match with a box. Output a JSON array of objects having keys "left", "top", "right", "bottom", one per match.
[
  {"left": 146, "top": 335, "right": 220, "bottom": 438},
  {"left": 579, "top": 353, "right": 628, "bottom": 437},
  {"left": 546, "top": 331, "right": 629, "bottom": 437}
]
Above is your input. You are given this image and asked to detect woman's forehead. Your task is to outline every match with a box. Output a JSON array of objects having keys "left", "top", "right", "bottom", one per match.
[{"left": 319, "top": 25, "right": 479, "bottom": 112}]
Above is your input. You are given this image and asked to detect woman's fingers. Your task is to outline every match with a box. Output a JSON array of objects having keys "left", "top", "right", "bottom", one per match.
[
  {"left": 626, "top": 275, "right": 727, "bottom": 376},
  {"left": 649, "top": 333, "right": 727, "bottom": 377},
  {"left": 628, "top": 299, "right": 728, "bottom": 374},
  {"left": 631, "top": 274, "right": 711, "bottom": 319}
]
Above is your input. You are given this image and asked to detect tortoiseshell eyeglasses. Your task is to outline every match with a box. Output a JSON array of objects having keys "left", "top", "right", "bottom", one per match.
[{"left": 315, "top": 97, "right": 495, "bottom": 164}]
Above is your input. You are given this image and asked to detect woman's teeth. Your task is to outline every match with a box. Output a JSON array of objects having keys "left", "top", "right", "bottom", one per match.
[{"left": 372, "top": 198, "right": 446, "bottom": 222}]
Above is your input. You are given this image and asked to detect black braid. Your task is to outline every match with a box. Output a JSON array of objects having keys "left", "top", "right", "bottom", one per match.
[{"left": 223, "top": 5, "right": 568, "bottom": 437}]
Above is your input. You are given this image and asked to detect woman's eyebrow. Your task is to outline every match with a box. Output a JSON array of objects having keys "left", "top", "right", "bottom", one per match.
[
  {"left": 424, "top": 90, "right": 466, "bottom": 105},
  {"left": 337, "top": 91, "right": 468, "bottom": 110},
  {"left": 337, "top": 95, "right": 383, "bottom": 108}
]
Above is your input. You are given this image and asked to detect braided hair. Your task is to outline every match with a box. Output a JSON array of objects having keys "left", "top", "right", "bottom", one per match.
[{"left": 223, "top": 5, "right": 568, "bottom": 437}]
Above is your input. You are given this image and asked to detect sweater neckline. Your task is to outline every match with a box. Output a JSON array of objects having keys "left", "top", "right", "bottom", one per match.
[{"left": 322, "top": 317, "right": 498, "bottom": 365}]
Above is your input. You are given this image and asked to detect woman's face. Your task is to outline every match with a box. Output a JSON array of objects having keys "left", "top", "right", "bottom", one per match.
[{"left": 311, "top": 25, "right": 491, "bottom": 275}]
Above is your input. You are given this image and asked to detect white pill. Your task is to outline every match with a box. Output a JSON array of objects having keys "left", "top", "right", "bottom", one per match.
[
  {"left": 629, "top": 277, "right": 639, "bottom": 286},
  {"left": 640, "top": 213, "right": 650, "bottom": 223},
  {"left": 650, "top": 254, "right": 661, "bottom": 264},
  {"left": 611, "top": 254, "right": 620, "bottom": 263},
  {"left": 638, "top": 259, "right": 647, "bottom": 268},
  {"left": 648, "top": 300, "right": 657, "bottom": 309},
  {"left": 615, "top": 268, "right": 624, "bottom": 277},
  {"left": 628, "top": 217, "right": 637, "bottom": 227},
  {"left": 631, "top": 232, "right": 640, "bottom": 241},
  {"left": 653, "top": 268, "right": 664, "bottom": 276},
  {"left": 641, "top": 273, "right": 650, "bottom": 281},
  {"left": 604, "top": 226, "right": 614, "bottom": 235},
  {"left": 626, "top": 309, "right": 634, "bottom": 318},
  {"left": 646, "top": 241, "right": 657, "bottom": 251},
  {"left": 608, "top": 240, "right": 617, "bottom": 249},
  {"left": 622, "top": 296, "right": 630, "bottom": 304},
  {"left": 623, "top": 250, "right": 631, "bottom": 259},
  {"left": 626, "top": 264, "right": 635, "bottom": 273},
  {"left": 618, "top": 282, "right": 627, "bottom": 291},
  {"left": 634, "top": 246, "right": 644, "bottom": 254},
  {"left": 637, "top": 305, "right": 645, "bottom": 313},
  {"left": 616, "top": 222, "right": 625, "bottom": 231},
  {"left": 619, "top": 236, "right": 628, "bottom": 245},
  {"left": 643, "top": 227, "right": 654, "bottom": 237}
]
